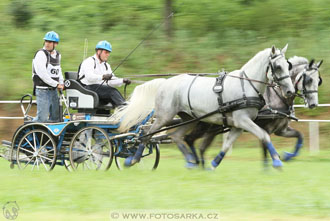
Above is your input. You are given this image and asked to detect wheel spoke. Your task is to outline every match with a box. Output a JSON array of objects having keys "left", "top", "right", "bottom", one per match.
[
  {"left": 39, "top": 154, "right": 53, "bottom": 161},
  {"left": 91, "top": 154, "right": 103, "bottom": 169},
  {"left": 88, "top": 155, "right": 97, "bottom": 170},
  {"left": 19, "top": 147, "right": 34, "bottom": 155},
  {"left": 24, "top": 137, "right": 36, "bottom": 152},
  {"left": 31, "top": 159, "right": 37, "bottom": 170},
  {"left": 33, "top": 132, "right": 37, "bottom": 151},
  {"left": 22, "top": 157, "right": 34, "bottom": 170},
  {"left": 40, "top": 133, "right": 44, "bottom": 148},
  {"left": 36, "top": 158, "right": 40, "bottom": 170},
  {"left": 39, "top": 157, "right": 49, "bottom": 170},
  {"left": 37, "top": 139, "right": 51, "bottom": 153},
  {"left": 18, "top": 155, "right": 31, "bottom": 161},
  {"left": 84, "top": 161, "right": 92, "bottom": 170}
]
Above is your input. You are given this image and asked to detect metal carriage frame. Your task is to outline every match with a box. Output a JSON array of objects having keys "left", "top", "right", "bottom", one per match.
[{"left": 6, "top": 109, "right": 160, "bottom": 172}]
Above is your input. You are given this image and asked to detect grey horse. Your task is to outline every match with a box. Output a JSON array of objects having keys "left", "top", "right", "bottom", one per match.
[
  {"left": 183, "top": 56, "right": 323, "bottom": 168},
  {"left": 114, "top": 45, "right": 295, "bottom": 169}
]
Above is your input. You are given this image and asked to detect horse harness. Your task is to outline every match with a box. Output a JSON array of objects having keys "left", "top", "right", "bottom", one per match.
[
  {"left": 212, "top": 71, "right": 266, "bottom": 126},
  {"left": 187, "top": 53, "right": 290, "bottom": 127},
  {"left": 295, "top": 66, "right": 322, "bottom": 96}
]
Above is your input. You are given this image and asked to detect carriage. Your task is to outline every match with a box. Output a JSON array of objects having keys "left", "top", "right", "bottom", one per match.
[{"left": 1, "top": 71, "right": 170, "bottom": 171}]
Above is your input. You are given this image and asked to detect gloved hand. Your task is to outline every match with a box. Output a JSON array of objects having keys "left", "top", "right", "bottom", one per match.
[
  {"left": 102, "top": 74, "right": 112, "bottom": 81},
  {"left": 123, "top": 78, "right": 131, "bottom": 85}
]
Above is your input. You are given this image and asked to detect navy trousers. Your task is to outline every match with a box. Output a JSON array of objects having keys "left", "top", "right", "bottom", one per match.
[{"left": 86, "top": 84, "right": 125, "bottom": 107}]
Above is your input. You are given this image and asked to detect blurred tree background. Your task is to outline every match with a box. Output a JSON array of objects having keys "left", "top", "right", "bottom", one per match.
[{"left": 0, "top": 0, "right": 330, "bottom": 109}]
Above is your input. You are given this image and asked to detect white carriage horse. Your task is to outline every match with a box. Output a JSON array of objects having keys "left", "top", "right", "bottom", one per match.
[{"left": 112, "top": 45, "right": 295, "bottom": 169}]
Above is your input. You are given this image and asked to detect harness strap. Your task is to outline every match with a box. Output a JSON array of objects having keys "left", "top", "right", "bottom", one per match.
[
  {"left": 242, "top": 71, "right": 265, "bottom": 103},
  {"left": 78, "top": 57, "right": 109, "bottom": 82},
  {"left": 187, "top": 75, "right": 199, "bottom": 118},
  {"left": 271, "top": 86, "right": 294, "bottom": 115}
]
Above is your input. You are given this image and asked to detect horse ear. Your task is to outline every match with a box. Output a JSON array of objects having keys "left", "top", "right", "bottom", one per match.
[
  {"left": 317, "top": 60, "right": 323, "bottom": 68},
  {"left": 309, "top": 59, "right": 315, "bottom": 69},
  {"left": 271, "top": 45, "right": 276, "bottom": 55},
  {"left": 281, "top": 43, "right": 288, "bottom": 54},
  {"left": 287, "top": 60, "right": 293, "bottom": 71}
]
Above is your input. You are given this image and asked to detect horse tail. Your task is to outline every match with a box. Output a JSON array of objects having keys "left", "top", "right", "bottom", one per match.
[{"left": 109, "top": 78, "right": 166, "bottom": 132}]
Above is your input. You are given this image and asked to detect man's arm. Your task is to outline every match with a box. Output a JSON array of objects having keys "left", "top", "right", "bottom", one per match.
[{"left": 105, "top": 65, "right": 124, "bottom": 87}]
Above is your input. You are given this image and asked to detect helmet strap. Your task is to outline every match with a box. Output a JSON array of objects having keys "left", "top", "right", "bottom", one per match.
[
  {"left": 96, "top": 50, "right": 104, "bottom": 62},
  {"left": 44, "top": 41, "right": 56, "bottom": 53}
]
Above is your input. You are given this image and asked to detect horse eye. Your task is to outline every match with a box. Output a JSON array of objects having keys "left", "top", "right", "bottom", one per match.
[{"left": 275, "top": 66, "right": 282, "bottom": 71}]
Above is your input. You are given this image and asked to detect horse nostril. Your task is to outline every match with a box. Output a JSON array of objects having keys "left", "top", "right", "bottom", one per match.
[
  {"left": 286, "top": 91, "right": 293, "bottom": 97},
  {"left": 309, "top": 104, "right": 316, "bottom": 109}
]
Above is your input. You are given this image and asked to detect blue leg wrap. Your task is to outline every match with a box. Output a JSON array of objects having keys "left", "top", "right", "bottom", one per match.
[
  {"left": 124, "top": 144, "right": 145, "bottom": 167},
  {"left": 283, "top": 137, "right": 303, "bottom": 161},
  {"left": 266, "top": 142, "right": 278, "bottom": 159},
  {"left": 294, "top": 137, "right": 303, "bottom": 154},
  {"left": 211, "top": 151, "right": 226, "bottom": 168},
  {"left": 266, "top": 142, "right": 282, "bottom": 168}
]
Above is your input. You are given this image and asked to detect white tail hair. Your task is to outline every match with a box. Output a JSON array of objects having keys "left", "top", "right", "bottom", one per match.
[{"left": 109, "top": 78, "right": 166, "bottom": 132}]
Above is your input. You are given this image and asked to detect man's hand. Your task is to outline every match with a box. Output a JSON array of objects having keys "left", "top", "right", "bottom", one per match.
[
  {"left": 123, "top": 78, "right": 131, "bottom": 85},
  {"left": 57, "top": 84, "right": 65, "bottom": 91},
  {"left": 102, "top": 74, "right": 113, "bottom": 81}
]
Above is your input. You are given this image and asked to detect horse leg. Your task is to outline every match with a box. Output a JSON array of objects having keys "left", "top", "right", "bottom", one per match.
[
  {"left": 184, "top": 122, "right": 212, "bottom": 166},
  {"left": 169, "top": 121, "right": 199, "bottom": 168},
  {"left": 233, "top": 114, "right": 282, "bottom": 168},
  {"left": 199, "top": 131, "right": 217, "bottom": 168},
  {"left": 125, "top": 111, "right": 177, "bottom": 167},
  {"left": 261, "top": 141, "right": 269, "bottom": 169},
  {"left": 211, "top": 127, "right": 242, "bottom": 169},
  {"left": 275, "top": 126, "right": 303, "bottom": 161},
  {"left": 184, "top": 134, "right": 200, "bottom": 165}
]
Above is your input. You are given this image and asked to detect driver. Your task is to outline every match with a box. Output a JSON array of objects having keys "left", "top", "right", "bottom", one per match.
[{"left": 78, "top": 40, "right": 131, "bottom": 107}]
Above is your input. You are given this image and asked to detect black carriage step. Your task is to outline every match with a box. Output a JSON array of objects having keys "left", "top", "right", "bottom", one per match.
[{"left": 1, "top": 140, "right": 12, "bottom": 147}]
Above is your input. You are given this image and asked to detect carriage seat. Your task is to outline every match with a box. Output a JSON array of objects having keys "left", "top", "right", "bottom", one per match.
[{"left": 64, "top": 71, "right": 114, "bottom": 112}]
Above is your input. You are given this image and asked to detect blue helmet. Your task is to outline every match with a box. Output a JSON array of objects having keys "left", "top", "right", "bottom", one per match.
[
  {"left": 95, "top": 40, "right": 112, "bottom": 52},
  {"left": 43, "top": 31, "right": 60, "bottom": 42}
]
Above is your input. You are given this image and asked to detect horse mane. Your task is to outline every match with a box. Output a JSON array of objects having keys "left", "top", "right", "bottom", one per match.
[
  {"left": 241, "top": 48, "right": 271, "bottom": 71},
  {"left": 288, "top": 56, "right": 308, "bottom": 66}
]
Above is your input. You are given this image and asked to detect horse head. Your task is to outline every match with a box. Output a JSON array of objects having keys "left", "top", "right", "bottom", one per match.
[
  {"left": 294, "top": 59, "right": 323, "bottom": 108},
  {"left": 266, "top": 44, "right": 295, "bottom": 97}
]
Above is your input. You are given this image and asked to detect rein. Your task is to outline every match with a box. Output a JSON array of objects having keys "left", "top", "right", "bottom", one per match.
[
  {"left": 139, "top": 109, "right": 222, "bottom": 139},
  {"left": 226, "top": 74, "right": 277, "bottom": 87}
]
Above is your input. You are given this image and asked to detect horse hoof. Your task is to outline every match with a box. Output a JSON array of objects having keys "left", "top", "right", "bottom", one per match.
[
  {"left": 185, "top": 162, "right": 199, "bottom": 169},
  {"left": 272, "top": 159, "right": 283, "bottom": 168},
  {"left": 283, "top": 152, "right": 296, "bottom": 162},
  {"left": 204, "top": 166, "right": 215, "bottom": 171},
  {"left": 211, "top": 160, "right": 219, "bottom": 168}
]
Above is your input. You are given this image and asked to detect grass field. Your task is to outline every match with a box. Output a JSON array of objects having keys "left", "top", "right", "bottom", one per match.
[{"left": 1, "top": 137, "right": 330, "bottom": 221}]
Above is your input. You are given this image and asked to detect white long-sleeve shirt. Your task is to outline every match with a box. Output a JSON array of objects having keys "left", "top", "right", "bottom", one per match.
[
  {"left": 79, "top": 54, "right": 124, "bottom": 87},
  {"left": 32, "top": 47, "right": 63, "bottom": 87}
]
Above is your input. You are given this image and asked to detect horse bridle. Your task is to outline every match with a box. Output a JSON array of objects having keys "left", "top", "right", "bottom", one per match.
[
  {"left": 295, "top": 66, "right": 322, "bottom": 96},
  {"left": 267, "top": 54, "right": 291, "bottom": 85}
]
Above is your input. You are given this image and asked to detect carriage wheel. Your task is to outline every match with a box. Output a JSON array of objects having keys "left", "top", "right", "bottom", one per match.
[
  {"left": 114, "top": 141, "right": 160, "bottom": 170},
  {"left": 16, "top": 129, "right": 57, "bottom": 171},
  {"left": 69, "top": 126, "right": 114, "bottom": 171},
  {"left": 62, "top": 154, "right": 73, "bottom": 172}
]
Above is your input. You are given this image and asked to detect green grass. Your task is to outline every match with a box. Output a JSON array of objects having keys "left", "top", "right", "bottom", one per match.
[{"left": 1, "top": 143, "right": 330, "bottom": 220}]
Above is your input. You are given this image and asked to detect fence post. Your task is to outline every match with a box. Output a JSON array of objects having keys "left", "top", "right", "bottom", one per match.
[{"left": 309, "top": 121, "right": 319, "bottom": 153}]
